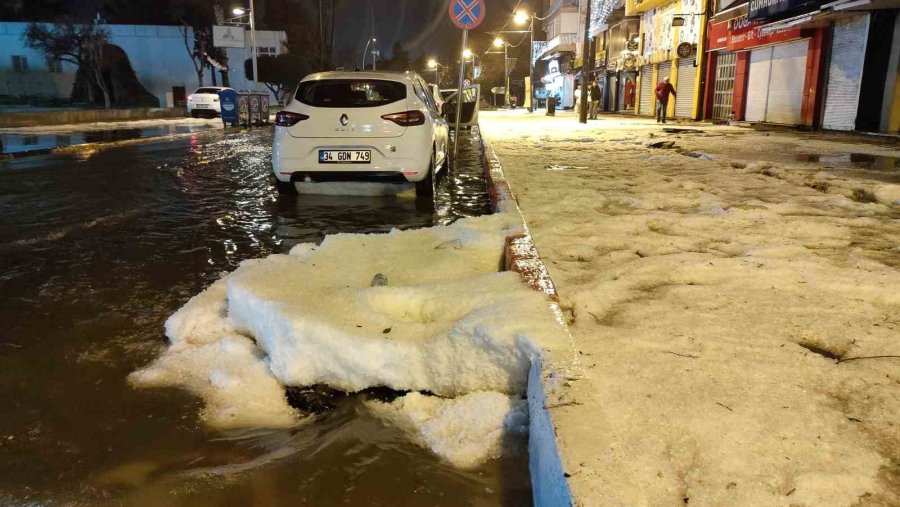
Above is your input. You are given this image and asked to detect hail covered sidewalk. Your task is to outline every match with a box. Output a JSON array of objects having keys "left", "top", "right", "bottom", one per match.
[{"left": 479, "top": 110, "right": 900, "bottom": 506}]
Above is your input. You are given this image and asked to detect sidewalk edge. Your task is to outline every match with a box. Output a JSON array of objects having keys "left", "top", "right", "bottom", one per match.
[{"left": 480, "top": 135, "right": 574, "bottom": 507}]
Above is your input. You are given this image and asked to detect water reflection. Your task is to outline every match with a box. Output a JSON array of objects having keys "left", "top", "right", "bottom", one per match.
[{"left": 0, "top": 124, "right": 215, "bottom": 154}]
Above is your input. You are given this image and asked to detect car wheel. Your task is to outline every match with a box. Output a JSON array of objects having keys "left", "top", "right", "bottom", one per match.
[
  {"left": 190, "top": 110, "right": 199, "bottom": 118},
  {"left": 415, "top": 152, "right": 435, "bottom": 197},
  {"left": 276, "top": 180, "right": 298, "bottom": 195}
]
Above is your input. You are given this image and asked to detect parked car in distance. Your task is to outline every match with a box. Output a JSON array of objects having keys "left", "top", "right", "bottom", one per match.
[
  {"left": 272, "top": 71, "right": 450, "bottom": 196},
  {"left": 187, "top": 87, "right": 232, "bottom": 117},
  {"left": 440, "top": 84, "right": 481, "bottom": 129}
]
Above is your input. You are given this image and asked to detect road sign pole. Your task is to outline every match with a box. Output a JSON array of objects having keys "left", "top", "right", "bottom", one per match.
[{"left": 453, "top": 28, "right": 467, "bottom": 164}]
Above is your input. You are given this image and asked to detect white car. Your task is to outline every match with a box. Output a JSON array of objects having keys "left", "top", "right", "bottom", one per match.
[
  {"left": 186, "top": 86, "right": 231, "bottom": 117},
  {"left": 272, "top": 71, "right": 450, "bottom": 195}
]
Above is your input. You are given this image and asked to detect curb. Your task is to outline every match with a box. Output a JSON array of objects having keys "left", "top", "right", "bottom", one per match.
[{"left": 479, "top": 134, "right": 574, "bottom": 507}]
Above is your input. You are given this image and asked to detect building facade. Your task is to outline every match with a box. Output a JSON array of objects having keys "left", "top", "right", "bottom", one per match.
[
  {"left": 0, "top": 22, "right": 287, "bottom": 107},
  {"left": 540, "top": 0, "right": 582, "bottom": 108},
  {"left": 701, "top": 0, "right": 899, "bottom": 133}
]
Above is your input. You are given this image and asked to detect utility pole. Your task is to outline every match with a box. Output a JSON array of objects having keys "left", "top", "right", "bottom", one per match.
[
  {"left": 318, "top": 0, "right": 325, "bottom": 70},
  {"left": 370, "top": 5, "right": 377, "bottom": 70},
  {"left": 249, "top": 0, "right": 258, "bottom": 91},
  {"left": 579, "top": 0, "right": 592, "bottom": 124}
]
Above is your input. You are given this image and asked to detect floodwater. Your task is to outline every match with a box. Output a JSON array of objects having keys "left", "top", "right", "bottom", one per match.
[
  {"left": 796, "top": 152, "right": 900, "bottom": 170},
  {"left": 0, "top": 128, "right": 527, "bottom": 506},
  {"left": 0, "top": 124, "right": 215, "bottom": 155}
]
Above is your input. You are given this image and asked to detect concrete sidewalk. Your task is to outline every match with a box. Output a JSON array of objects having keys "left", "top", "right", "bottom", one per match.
[{"left": 480, "top": 110, "right": 900, "bottom": 506}]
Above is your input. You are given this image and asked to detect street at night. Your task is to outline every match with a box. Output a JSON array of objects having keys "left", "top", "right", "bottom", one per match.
[{"left": 1, "top": 0, "right": 900, "bottom": 505}]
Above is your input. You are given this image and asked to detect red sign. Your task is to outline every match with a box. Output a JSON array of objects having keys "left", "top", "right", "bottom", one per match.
[
  {"left": 449, "top": 0, "right": 486, "bottom": 30},
  {"left": 707, "top": 21, "right": 729, "bottom": 51},
  {"left": 705, "top": 15, "right": 803, "bottom": 52},
  {"left": 728, "top": 16, "right": 802, "bottom": 50}
]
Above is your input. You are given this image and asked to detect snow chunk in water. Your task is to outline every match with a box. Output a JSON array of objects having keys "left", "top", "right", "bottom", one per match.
[
  {"left": 366, "top": 391, "right": 528, "bottom": 468},
  {"left": 129, "top": 335, "right": 299, "bottom": 429},
  {"left": 132, "top": 213, "right": 570, "bottom": 441}
]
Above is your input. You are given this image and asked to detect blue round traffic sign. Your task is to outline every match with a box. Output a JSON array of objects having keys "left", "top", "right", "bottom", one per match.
[{"left": 449, "top": 0, "right": 485, "bottom": 30}]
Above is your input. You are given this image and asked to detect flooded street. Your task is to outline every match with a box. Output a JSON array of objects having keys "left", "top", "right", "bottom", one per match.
[
  {"left": 0, "top": 123, "right": 217, "bottom": 155},
  {"left": 0, "top": 127, "right": 528, "bottom": 506}
]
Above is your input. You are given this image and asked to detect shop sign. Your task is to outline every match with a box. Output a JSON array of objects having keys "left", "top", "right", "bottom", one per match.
[
  {"left": 727, "top": 15, "right": 802, "bottom": 50},
  {"left": 748, "top": 0, "right": 823, "bottom": 22},
  {"left": 548, "top": 59, "right": 560, "bottom": 75},
  {"left": 706, "top": 20, "right": 729, "bottom": 51}
]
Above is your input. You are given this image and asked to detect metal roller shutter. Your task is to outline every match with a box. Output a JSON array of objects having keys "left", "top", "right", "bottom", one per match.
[
  {"left": 675, "top": 58, "right": 697, "bottom": 118},
  {"left": 657, "top": 61, "right": 672, "bottom": 83},
  {"left": 765, "top": 40, "right": 808, "bottom": 124},
  {"left": 639, "top": 64, "right": 653, "bottom": 115},
  {"left": 745, "top": 47, "right": 772, "bottom": 122},
  {"left": 822, "top": 13, "right": 870, "bottom": 130}
]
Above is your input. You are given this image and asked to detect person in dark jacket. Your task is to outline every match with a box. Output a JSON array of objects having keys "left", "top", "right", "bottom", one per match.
[
  {"left": 655, "top": 77, "right": 676, "bottom": 123},
  {"left": 589, "top": 81, "right": 602, "bottom": 119}
]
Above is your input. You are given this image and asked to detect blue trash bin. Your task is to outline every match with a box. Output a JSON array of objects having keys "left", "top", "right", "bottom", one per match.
[{"left": 218, "top": 89, "right": 239, "bottom": 127}]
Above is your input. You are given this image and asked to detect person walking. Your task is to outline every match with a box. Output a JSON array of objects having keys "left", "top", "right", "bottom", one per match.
[
  {"left": 655, "top": 77, "right": 676, "bottom": 123},
  {"left": 589, "top": 80, "right": 601, "bottom": 120}
]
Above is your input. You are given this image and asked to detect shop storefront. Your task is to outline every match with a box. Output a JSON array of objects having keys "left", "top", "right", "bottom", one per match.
[
  {"left": 542, "top": 58, "right": 577, "bottom": 109},
  {"left": 630, "top": 0, "right": 707, "bottom": 119},
  {"left": 596, "top": 14, "right": 640, "bottom": 114},
  {"left": 639, "top": 63, "right": 654, "bottom": 113},
  {"left": 821, "top": 13, "right": 870, "bottom": 130},
  {"left": 703, "top": 0, "right": 898, "bottom": 132}
]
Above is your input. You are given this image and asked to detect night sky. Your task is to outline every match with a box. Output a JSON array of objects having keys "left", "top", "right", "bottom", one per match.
[{"left": 331, "top": 0, "right": 541, "bottom": 74}]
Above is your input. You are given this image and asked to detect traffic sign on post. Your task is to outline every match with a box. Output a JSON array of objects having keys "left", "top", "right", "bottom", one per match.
[
  {"left": 449, "top": 0, "right": 485, "bottom": 164},
  {"left": 449, "top": 0, "right": 485, "bottom": 30}
]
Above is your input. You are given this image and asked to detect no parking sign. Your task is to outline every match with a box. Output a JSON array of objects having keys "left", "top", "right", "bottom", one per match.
[
  {"left": 449, "top": 0, "right": 485, "bottom": 30},
  {"left": 448, "top": 0, "right": 485, "bottom": 162}
]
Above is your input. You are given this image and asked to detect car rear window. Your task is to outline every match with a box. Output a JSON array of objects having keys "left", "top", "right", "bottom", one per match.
[
  {"left": 194, "top": 88, "right": 222, "bottom": 94},
  {"left": 295, "top": 79, "right": 406, "bottom": 108}
]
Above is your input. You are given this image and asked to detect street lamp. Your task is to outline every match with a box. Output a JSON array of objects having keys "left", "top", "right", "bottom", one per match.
[
  {"left": 514, "top": 10, "right": 535, "bottom": 112},
  {"left": 229, "top": 3, "right": 258, "bottom": 91},
  {"left": 362, "top": 37, "right": 377, "bottom": 70},
  {"left": 514, "top": 10, "right": 529, "bottom": 25},
  {"left": 462, "top": 48, "right": 473, "bottom": 60},
  {"left": 427, "top": 58, "right": 443, "bottom": 85},
  {"left": 490, "top": 38, "right": 511, "bottom": 107}
]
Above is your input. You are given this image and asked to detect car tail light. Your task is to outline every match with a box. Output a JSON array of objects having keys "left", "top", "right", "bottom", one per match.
[
  {"left": 213, "top": 98, "right": 219, "bottom": 102},
  {"left": 381, "top": 110, "right": 426, "bottom": 126},
  {"left": 275, "top": 111, "right": 309, "bottom": 127}
]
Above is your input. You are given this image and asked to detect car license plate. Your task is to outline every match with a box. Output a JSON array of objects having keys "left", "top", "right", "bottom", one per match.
[
  {"left": 319, "top": 150, "right": 371, "bottom": 164},
  {"left": 195, "top": 104, "right": 209, "bottom": 108}
]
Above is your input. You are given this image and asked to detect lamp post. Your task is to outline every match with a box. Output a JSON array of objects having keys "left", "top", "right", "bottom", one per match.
[
  {"left": 427, "top": 59, "right": 443, "bottom": 86},
  {"left": 362, "top": 37, "right": 377, "bottom": 69},
  {"left": 231, "top": 3, "right": 258, "bottom": 91},
  {"left": 514, "top": 10, "right": 535, "bottom": 112},
  {"left": 491, "top": 37, "right": 510, "bottom": 107}
]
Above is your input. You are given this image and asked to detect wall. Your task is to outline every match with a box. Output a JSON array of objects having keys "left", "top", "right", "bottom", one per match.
[
  {"left": 0, "top": 22, "right": 286, "bottom": 104},
  {"left": 0, "top": 23, "right": 77, "bottom": 98}
]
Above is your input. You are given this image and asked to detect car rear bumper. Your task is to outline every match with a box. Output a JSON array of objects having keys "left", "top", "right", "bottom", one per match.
[
  {"left": 272, "top": 130, "right": 432, "bottom": 183},
  {"left": 284, "top": 171, "right": 409, "bottom": 183}
]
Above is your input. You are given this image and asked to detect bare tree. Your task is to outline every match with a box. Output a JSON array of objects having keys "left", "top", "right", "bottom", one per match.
[
  {"left": 24, "top": 19, "right": 112, "bottom": 108},
  {"left": 179, "top": 25, "right": 206, "bottom": 88}
]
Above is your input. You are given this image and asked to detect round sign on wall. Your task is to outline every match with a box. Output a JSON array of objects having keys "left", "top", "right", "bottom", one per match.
[
  {"left": 449, "top": 0, "right": 486, "bottom": 30},
  {"left": 677, "top": 42, "right": 695, "bottom": 59}
]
